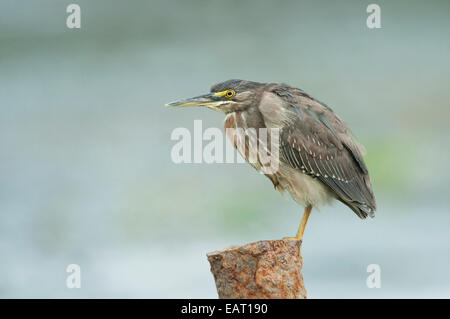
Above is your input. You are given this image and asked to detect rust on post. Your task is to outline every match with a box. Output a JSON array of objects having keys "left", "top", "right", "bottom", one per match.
[{"left": 207, "top": 239, "right": 306, "bottom": 299}]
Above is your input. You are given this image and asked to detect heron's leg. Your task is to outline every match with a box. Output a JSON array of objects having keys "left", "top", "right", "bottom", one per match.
[
  {"left": 296, "top": 205, "right": 312, "bottom": 241},
  {"left": 282, "top": 204, "right": 312, "bottom": 241}
]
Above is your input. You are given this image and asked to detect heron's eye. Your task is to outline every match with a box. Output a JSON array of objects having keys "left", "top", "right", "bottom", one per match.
[{"left": 225, "top": 90, "right": 235, "bottom": 98}]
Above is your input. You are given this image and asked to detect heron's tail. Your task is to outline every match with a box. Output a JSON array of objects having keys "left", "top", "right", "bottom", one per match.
[{"left": 345, "top": 201, "right": 375, "bottom": 219}]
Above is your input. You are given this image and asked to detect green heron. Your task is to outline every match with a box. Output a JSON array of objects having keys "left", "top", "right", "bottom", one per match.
[{"left": 166, "top": 79, "right": 376, "bottom": 244}]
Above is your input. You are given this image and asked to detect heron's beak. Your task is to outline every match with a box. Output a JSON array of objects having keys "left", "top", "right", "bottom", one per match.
[{"left": 165, "top": 93, "right": 226, "bottom": 111}]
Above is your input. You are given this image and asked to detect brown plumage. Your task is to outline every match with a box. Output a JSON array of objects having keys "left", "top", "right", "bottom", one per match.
[
  {"left": 167, "top": 79, "right": 376, "bottom": 242},
  {"left": 273, "top": 84, "right": 376, "bottom": 218}
]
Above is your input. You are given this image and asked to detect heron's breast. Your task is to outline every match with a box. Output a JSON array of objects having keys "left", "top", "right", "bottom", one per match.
[
  {"left": 224, "top": 111, "right": 249, "bottom": 151},
  {"left": 224, "top": 111, "right": 246, "bottom": 130},
  {"left": 224, "top": 111, "right": 267, "bottom": 172},
  {"left": 276, "top": 163, "right": 335, "bottom": 207}
]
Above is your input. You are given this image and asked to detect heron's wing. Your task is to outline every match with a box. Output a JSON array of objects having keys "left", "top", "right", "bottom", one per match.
[{"left": 272, "top": 85, "right": 376, "bottom": 218}]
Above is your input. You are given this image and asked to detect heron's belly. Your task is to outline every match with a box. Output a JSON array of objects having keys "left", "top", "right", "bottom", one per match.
[{"left": 276, "top": 164, "right": 334, "bottom": 208}]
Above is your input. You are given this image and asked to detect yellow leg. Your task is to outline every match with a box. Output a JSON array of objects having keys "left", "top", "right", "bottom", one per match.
[
  {"left": 296, "top": 205, "right": 312, "bottom": 241},
  {"left": 283, "top": 205, "right": 312, "bottom": 257},
  {"left": 283, "top": 205, "right": 312, "bottom": 241}
]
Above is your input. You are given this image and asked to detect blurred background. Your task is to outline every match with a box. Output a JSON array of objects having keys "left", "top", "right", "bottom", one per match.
[{"left": 1, "top": 0, "right": 449, "bottom": 298}]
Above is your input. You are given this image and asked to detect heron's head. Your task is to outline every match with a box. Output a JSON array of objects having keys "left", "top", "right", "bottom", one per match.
[{"left": 166, "top": 79, "right": 263, "bottom": 113}]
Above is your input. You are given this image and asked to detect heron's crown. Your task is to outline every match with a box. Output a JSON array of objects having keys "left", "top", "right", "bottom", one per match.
[{"left": 210, "top": 79, "right": 263, "bottom": 93}]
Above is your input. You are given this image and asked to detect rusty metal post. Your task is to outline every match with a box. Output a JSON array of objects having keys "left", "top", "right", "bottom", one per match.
[{"left": 207, "top": 239, "right": 306, "bottom": 299}]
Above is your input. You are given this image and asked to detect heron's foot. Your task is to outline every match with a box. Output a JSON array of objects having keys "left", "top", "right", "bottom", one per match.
[
  {"left": 282, "top": 236, "right": 301, "bottom": 241},
  {"left": 282, "top": 236, "right": 303, "bottom": 257}
]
